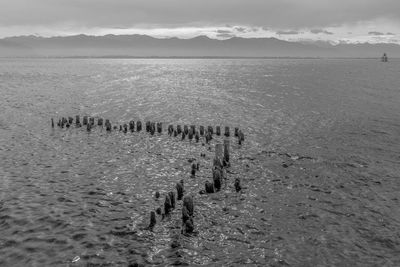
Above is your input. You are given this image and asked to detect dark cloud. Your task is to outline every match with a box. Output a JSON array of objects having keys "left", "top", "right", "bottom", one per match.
[
  {"left": 310, "top": 29, "right": 334, "bottom": 35},
  {"left": 368, "top": 31, "right": 385, "bottom": 35},
  {"left": 277, "top": 30, "right": 299, "bottom": 35},
  {"left": 386, "top": 32, "right": 395, "bottom": 35},
  {"left": 0, "top": 0, "right": 399, "bottom": 29}
]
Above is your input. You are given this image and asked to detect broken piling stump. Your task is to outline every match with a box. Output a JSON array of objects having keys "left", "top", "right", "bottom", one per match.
[
  {"left": 234, "top": 178, "right": 242, "bottom": 192},
  {"left": 199, "top": 126, "right": 205, "bottom": 136},
  {"left": 129, "top": 121, "right": 135, "bottom": 132},
  {"left": 83, "top": 116, "right": 88, "bottom": 125},
  {"left": 216, "top": 126, "right": 221, "bottom": 136},
  {"left": 205, "top": 181, "right": 215, "bottom": 193},
  {"left": 164, "top": 195, "right": 172, "bottom": 215},
  {"left": 184, "top": 125, "right": 189, "bottom": 135},
  {"left": 75, "top": 115, "right": 80, "bottom": 125},
  {"left": 137, "top": 121, "right": 142, "bottom": 131},
  {"left": 234, "top": 127, "right": 239, "bottom": 137},
  {"left": 224, "top": 126, "right": 230, "bottom": 137},
  {"left": 223, "top": 139, "right": 230, "bottom": 166},
  {"left": 177, "top": 125, "right": 182, "bottom": 134},
  {"left": 169, "top": 191, "right": 176, "bottom": 209},
  {"left": 98, "top": 118, "right": 103, "bottom": 126},
  {"left": 207, "top": 126, "right": 213, "bottom": 135},
  {"left": 149, "top": 211, "right": 156, "bottom": 230},
  {"left": 176, "top": 182, "right": 184, "bottom": 200},
  {"left": 51, "top": 118, "right": 54, "bottom": 128}
]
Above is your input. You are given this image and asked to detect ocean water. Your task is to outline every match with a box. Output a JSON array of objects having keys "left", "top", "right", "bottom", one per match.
[{"left": 0, "top": 58, "right": 399, "bottom": 266}]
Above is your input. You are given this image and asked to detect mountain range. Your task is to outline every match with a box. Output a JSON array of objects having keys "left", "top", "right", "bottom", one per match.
[{"left": 1, "top": 34, "right": 399, "bottom": 58}]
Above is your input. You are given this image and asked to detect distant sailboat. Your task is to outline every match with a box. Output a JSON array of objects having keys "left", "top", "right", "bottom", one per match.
[{"left": 381, "top": 53, "right": 388, "bottom": 62}]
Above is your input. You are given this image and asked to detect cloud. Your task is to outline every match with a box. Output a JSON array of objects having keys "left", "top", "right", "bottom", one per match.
[
  {"left": 216, "top": 33, "right": 236, "bottom": 39},
  {"left": 0, "top": 0, "right": 399, "bottom": 30},
  {"left": 368, "top": 31, "right": 385, "bottom": 35},
  {"left": 386, "top": 32, "right": 395, "bottom": 35},
  {"left": 310, "top": 29, "right": 334, "bottom": 35},
  {"left": 276, "top": 30, "right": 299, "bottom": 35}
]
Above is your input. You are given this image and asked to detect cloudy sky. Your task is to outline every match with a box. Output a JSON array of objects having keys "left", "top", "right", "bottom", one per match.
[{"left": 0, "top": 0, "right": 399, "bottom": 43}]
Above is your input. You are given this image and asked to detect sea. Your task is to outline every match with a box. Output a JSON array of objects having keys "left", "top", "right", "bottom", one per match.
[{"left": 0, "top": 58, "right": 399, "bottom": 266}]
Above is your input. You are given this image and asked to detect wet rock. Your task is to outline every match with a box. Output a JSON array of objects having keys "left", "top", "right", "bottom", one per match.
[{"left": 282, "top": 163, "right": 289, "bottom": 168}]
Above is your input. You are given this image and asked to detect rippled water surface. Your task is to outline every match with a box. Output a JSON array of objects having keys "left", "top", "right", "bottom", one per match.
[{"left": 1, "top": 58, "right": 400, "bottom": 266}]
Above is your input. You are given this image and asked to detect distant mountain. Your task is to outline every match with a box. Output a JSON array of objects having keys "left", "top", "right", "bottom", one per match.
[{"left": 0, "top": 34, "right": 399, "bottom": 58}]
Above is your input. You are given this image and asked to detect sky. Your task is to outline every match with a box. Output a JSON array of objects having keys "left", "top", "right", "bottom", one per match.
[{"left": 0, "top": 0, "right": 399, "bottom": 43}]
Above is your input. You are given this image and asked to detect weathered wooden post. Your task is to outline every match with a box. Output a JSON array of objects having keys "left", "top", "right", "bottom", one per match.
[
  {"left": 86, "top": 121, "right": 91, "bottom": 132},
  {"left": 188, "top": 128, "right": 194, "bottom": 140},
  {"left": 157, "top": 122, "right": 162, "bottom": 133},
  {"left": 213, "top": 168, "right": 222, "bottom": 191},
  {"left": 176, "top": 181, "right": 184, "bottom": 200},
  {"left": 224, "top": 126, "right": 230, "bottom": 137},
  {"left": 234, "top": 127, "right": 239, "bottom": 137},
  {"left": 129, "top": 120, "right": 135, "bottom": 132},
  {"left": 190, "top": 125, "right": 196, "bottom": 133},
  {"left": 182, "top": 195, "right": 194, "bottom": 234},
  {"left": 137, "top": 121, "right": 142, "bottom": 131},
  {"left": 184, "top": 125, "right": 189, "bottom": 135},
  {"left": 168, "top": 125, "right": 174, "bottom": 136},
  {"left": 205, "top": 181, "right": 215, "bottom": 193},
  {"left": 98, "top": 118, "right": 103, "bottom": 126},
  {"left": 150, "top": 122, "right": 155, "bottom": 135},
  {"left": 207, "top": 126, "right": 213, "bottom": 135},
  {"left": 195, "top": 131, "right": 200, "bottom": 142},
  {"left": 191, "top": 163, "right": 196, "bottom": 177},
  {"left": 199, "top": 126, "right": 205, "bottom": 136},
  {"left": 123, "top": 124, "right": 128, "bottom": 133},
  {"left": 169, "top": 191, "right": 176, "bottom": 209},
  {"left": 164, "top": 194, "right": 172, "bottom": 215},
  {"left": 89, "top": 117, "right": 95, "bottom": 126},
  {"left": 177, "top": 125, "right": 182, "bottom": 134},
  {"left": 149, "top": 211, "right": 156, "bottom": 230},
  {"left": 182, "top": 131, "right": 186, "bottom": 140},
  {"left": 214, "top": 143, "right": 223, "bottom": 168},
  {"left": 68, "top": 117, "right": 73, "bottom": 124},
  {"left": 234, "top": 178, "right": 242, "bottom": 192},
  {"left": 146, "top": 121, "right": 150, "bottom": 132},
  {"left": 83, "top": 116, "right": 88, "bottom": 125},
  {"left": 216, "top": 126, "right": 221, "bottom": 136},
  {"left": 223, "top": 139, "right": 230, "bottom": 166},
  {"left": 51, "top": 118, "right": 54, "bottom": 128},
  {"left": 155, "top": 191, "right": 160, "bottom": 199},
  {"left": 75, "top": 115, "right": 80, "bottom": 125},
  {"left": 119, "top": 125, "right": 122, "bottom": 131},
  {"left": 238, "top": 130, "right": 245, "bottom": 145},
  {"left": 174, "top": 130, "right": 178, "bottom": 137},
  {"left": 105, "top": 119, "right": 112, "bottom": 131}
]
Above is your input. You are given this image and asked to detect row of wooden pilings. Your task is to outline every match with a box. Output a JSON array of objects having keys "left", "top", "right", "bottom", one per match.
[
  {"left": 147, "top": 140, "right": 242, "bottom": 234},
  {"left": 52, "top": 115, "right": 245, "bottom": 144}
]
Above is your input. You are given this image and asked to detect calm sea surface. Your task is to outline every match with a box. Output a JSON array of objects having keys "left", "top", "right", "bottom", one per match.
[{"left": 0, "top": 58, "right": 399, "bottom": 266}]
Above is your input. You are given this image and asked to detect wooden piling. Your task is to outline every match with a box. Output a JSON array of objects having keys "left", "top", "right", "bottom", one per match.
[
  {"left": 68, "top": 117, "right": 73, "bottom": 124},
  {"left": 123, "top": 124, "right": 128, "bottom": 133},
  {"left": 75, "top": 115, "right": 80, "bottom": 125},
  {"left": 51, "top": 118, "right": 54, "bottom": 128},
  {"left": 157, "top": 122, "right": 162, "bottom": 133},
  {"left": 149, "top": 211, "right": 156, "bottom": 230},
  {"left": 216, "top": 126, "right": 221, "bottom": 136},
  {"left": 164, "top": 195, "right": 172, "bottom": 215},
  {"left": 214, "top": 143, "right": 223, "bottom": 168},
  {"left": 205, "top": 181, "right": 215, "bottom": 193},
  {"left": 223, "top": 139, "right": 230, "bottom": 166},
  {"left": 129, "top": 120, "right": 135, "bottom": 132},
  {"left": 212, "top": 168, "right": 222, "bottom": 191},
  {"left": 174, "top": 130, "right": 178, "bottom": 137},
  {"left": 199, "top": 126, "right": 205, "bottom": 136},
  {"left": 184, "top": 125, "right": 189, "bottom": 135},
  {"left": 137, "top": 121, "right": 142, "bottom": 131},
  {"left": 207, "top": 126, "right": 213, "bottom": 135},
  {"left": 188, "top": 128, "right": 194, "bottom": 140},
  {"left": 83, "top": 116, "right": 88, "bottom": 125},
  {"left": 176, "top": 182, "right": 184, "bottom": 200},
  {"left": 234, "top": 178, "right": 242, "bottom": 192},
  {"left": 98, "top": 118, "right": 103, "bottom": 126},
  {"left": 177, "top": 125, "right": 182, "bottom": 134},
  {"left": 224, "top": 126, "right": 230, "bottom": 137},
  {"left": 183, "top": 195, "right": 194, "bottom": 218},
  {"left": 190, "top": 125, "right": 195, "bottom": 133},
  {"left": 89, "top": 117, "right": 95, "bottom": 126},
  {"left": 168, "top": 191, "right": 176, "bottom": 209},
  {"left": 195, "top": 131, "right": 200, "bottom": 142},
  {"left": 234, "top": 127, "right": 239, "bottom": 137}
]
